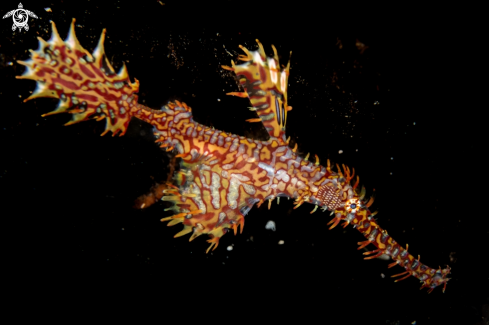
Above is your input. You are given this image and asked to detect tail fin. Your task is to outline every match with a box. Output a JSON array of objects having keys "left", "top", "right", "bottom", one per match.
[{"left": 16, "top": 19, "right": 140, "bottom": 136}]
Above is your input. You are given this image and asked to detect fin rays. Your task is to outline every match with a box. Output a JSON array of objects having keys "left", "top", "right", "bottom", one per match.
[{"left": 227, "top": 40, "right": 292, "bottom": 142}]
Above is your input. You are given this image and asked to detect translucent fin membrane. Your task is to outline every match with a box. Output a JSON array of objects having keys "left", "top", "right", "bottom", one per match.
[{"left": 224, "top": 40, "right": 292, "bottom": 143}]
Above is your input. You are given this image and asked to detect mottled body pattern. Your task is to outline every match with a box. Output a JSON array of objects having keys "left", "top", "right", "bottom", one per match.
[{"left": 17, "top": 20, "right": 451, "bottom": 293}]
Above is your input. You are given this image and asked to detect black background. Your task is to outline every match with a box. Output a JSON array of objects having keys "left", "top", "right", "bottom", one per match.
[{"left": 1, "top": 1, "right": 487, "bottom": 323}]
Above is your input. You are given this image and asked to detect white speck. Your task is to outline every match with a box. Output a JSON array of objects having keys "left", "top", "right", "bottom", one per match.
[
  {"left": 381, "top": 273, "right": 385, "bottom": 278},
  {"left": 391, "top": 157, "right": 393, "bottom": 160},
  {"left": 217, "top": 98, "right": 221, "bottom": 101},
  {"left": 374, "top": 101, "right": 379, "bottom": 105},
  {"left": 227, "top": 245, "right": 233, "bottom": 251},
  {"left": 278, "top": 240, "right": 284, "bottom": 245},
  {"left": 390, "top": 172, "right": 393, "bottom": 175},
  {"left": 339, "top": 150, "right": 343, "bottom": 154},
  {"left": 7, "top": 62, "right": 13, "bottom": 66},
  {"left": 356, "top": 149, "right": 358, "bottom": 152},
  {"left": 44, "top": 7, "right": 52, "bottom": 12},
  {"left": 265, "top": 220, "right": 276, "bottom": 231},
  {"left": 413, "top": 122, "right": 416, "bottom": 125}
]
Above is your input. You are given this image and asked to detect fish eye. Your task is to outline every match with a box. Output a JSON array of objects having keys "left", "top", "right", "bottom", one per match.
[{"left": 350, "top": 203, "right": 356, "bottom": 209}]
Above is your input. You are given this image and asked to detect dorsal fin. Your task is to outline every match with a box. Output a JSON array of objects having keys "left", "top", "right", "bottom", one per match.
[{"left": 224, "top": 40, "right": 292, "bottom": 144}]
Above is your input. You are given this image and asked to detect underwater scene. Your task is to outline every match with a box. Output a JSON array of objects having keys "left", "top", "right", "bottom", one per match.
[{"left": 1, "top": 1, "right": 487, "bottom": 324}]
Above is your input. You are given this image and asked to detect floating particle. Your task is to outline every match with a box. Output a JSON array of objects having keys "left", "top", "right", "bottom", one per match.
[
  {"left": 391, "top": 157, "right": 393, "bottom": 160},
  {"left": 7, "top": 62, "right": 13, "bottom": 66},
  {"left": 227, "top": 245, "right": 233, "bottom": 251},
  {"left": 44, "top": 7, "right": 52, "bottom": 12},
  {"left": 339, "top": 150, "right": 343, "bottom": 154},
  {"left": 374, "top": 101, "right": 379, "bottom": 105},
  {"left": 381, "top": 273, "right": 385, "bottom": 278},
  {"left": 355, "top": 39, "right": 368, "bottom": 54},
  {"left": 390, "top": 172, "right": 393, "bottom": 175},
  {"left": 265, "top": 220, "right": 276, "bottom": 231},
  {"left": 158, "top": 1, "right": 165, "bottom": 5},
  {"left": 217, "top": 98, "right": 220, "bottom": 101},
  {"left": 413, "top": 122, "right": 416, "bottom": 125},
  {"left": 356, "top": 149, "right": 358, "bottom": 152},
  {"left": 449, "top": 252, "right": 457, "bottom": 263},
  {"left": 378, "top": 254, "right": 390, "bottom": 261},
  {"left": 278, "top": 240, "right": 284, "bottom": 245}
]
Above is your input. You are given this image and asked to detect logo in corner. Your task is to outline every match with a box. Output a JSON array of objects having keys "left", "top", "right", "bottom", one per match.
[{"left": 3, "top": 3, "right": 38, "bottom": 32}]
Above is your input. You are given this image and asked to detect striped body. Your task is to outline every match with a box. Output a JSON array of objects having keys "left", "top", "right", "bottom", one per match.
[{"left": 16, "top": 19, "right": 451, "bottom": 293}]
